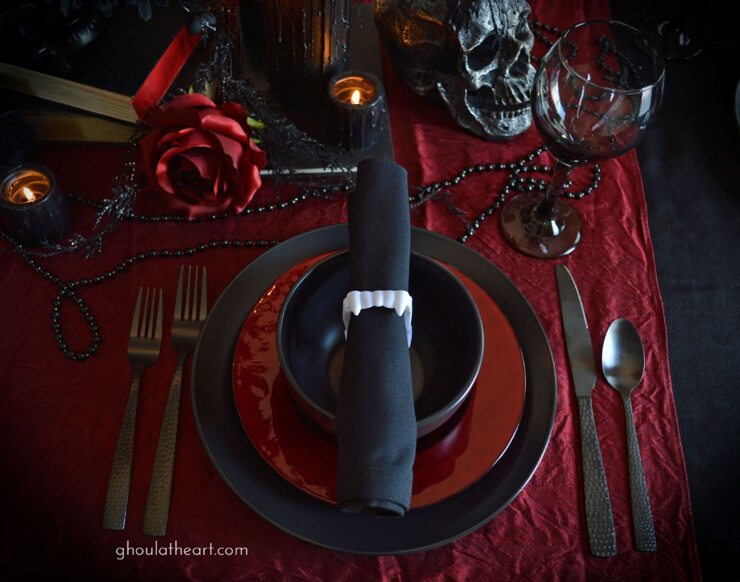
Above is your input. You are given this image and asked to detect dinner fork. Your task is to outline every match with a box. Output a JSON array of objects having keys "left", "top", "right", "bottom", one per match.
[
  {"left": 103, "top": 287, "right": 164, "bottom": 530},
  {"left": 143, "top": 265, "right": 207, "bottom": 536}
]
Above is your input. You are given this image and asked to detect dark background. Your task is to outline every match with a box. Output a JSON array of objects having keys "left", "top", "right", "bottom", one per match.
[{"left": 612, "top": 1, "right": 740, "bottom": 579}]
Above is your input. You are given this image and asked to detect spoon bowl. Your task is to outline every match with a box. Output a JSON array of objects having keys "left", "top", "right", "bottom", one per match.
[
  {"left": 602, "top": 318, "right": 645, "bottom": 395},
  {"left": 602, "top": 318, "right": 657, "bottom": 552}
]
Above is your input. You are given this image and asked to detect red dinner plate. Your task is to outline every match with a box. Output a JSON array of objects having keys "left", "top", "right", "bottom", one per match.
[{"left": 232, "top": 253, "right": 526, "bottom": 509}]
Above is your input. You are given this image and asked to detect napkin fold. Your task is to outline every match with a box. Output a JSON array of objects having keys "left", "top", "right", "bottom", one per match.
[{"left": 336, "top": 158, "right": 416, "bottom": 517}]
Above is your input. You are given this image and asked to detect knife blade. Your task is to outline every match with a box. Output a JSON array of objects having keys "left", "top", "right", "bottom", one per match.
[{"left": 556, "top": 264, "right": 617, "bottom": 558}]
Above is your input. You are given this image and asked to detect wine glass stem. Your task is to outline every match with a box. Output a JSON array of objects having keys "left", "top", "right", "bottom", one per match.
[{"left": 534, "top": 161, "right": 574, "bottom": 222}]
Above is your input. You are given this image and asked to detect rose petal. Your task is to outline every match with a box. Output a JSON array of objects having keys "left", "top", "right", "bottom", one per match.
[
  {"left": 165, "top": 130, "right": 243, "bottom": 172},
  {"left": 225, "top": 161, "right": 260, "bottom": 213},
  {"left": 160, "top": 93, "right": 217, "bottom": 112},
  {"left": 170, "top": 130, "right": 223, "bottom": 153},
  {"left": 220, "top": 101, "right": 249, "bottom": 125},
  {"left": 242, "top": 160, "right": 263, "bottom": 199},
  {"left": 170, "top": 157, "right": 207, "bottom": 202},
  {"left": 155, "top": 145, "right": 193, "bottom": 193},
  {"left": 208, "top": 132, "right": 247, "bottom": 167},
  {"left": 138, "top": 129, "right": 165, "bottom": 180},
  {"left": 153, "top": 136, "right": 223, "bottom": 195},
  {"left": 227, "top": 179, "right": 248, "bottom": 212},
  {"left": 145, "top": 94, "right": 217, "bottom": 129},
  {"left": 156, "top": 126, "right": 197, "bottom": 151},
  {"left": 171, "top": 176, "right": 234, "bottom": 218},
  {"left": 246, "top": 139, "right": 268, "bottom": 169},
  {"left": 155, "top": 145, "right": 216, "bottom": 194},
  {"left": 175, "top": 149, "right": 221, "bottom": 202},
  {"left": 198, "top": 110, "right": 249, "bottom": 142},
  {"left": 213, "top": 158, "right": 228, "bottom": 202},
  {"left": 180, "top": 148, "right": 218, "bottom": 181},
  {"left": 146, "top": 104, "right": 202, "bottom": 130}
]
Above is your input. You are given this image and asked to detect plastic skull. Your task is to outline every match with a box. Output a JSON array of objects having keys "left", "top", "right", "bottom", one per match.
[{"left": 374, "top": 0, "right": 535, "bottom": 140}]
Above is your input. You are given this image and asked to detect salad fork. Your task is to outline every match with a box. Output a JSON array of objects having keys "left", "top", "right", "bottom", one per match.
[
  {"left": 103, "top": 287, "right": 164, "bottom": 530},
  {"left": 143, "top": 265, "right": 207, "bottom": 536}
]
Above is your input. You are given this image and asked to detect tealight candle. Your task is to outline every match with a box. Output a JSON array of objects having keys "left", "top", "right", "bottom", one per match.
[
  {"left": 0, "top": 164, "right": 70, "bottom": 245},
  {"left": 327, "top": 71, "right": 387, "bottom": 151}
]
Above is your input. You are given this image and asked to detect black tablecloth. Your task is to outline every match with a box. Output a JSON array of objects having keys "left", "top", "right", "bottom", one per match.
[{"left": 614, "top": 1, "right": 740, "bottom": 579}]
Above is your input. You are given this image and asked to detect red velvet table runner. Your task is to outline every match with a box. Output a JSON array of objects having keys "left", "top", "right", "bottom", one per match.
[{"left": 0, "top": 1, "right": 701, "bottom": 579}]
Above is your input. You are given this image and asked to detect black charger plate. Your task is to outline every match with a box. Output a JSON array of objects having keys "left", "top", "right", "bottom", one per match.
[{"left": 191, "top": 225, "right": 556, "bottom": 555}]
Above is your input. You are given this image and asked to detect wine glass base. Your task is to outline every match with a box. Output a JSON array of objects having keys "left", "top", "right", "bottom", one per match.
[{"left": 500, "top": 193, "right": 582, "bottom": 259}]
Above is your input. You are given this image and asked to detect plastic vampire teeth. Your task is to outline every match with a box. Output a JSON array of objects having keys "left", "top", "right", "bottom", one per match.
[{"left": 342, "top": 290, "right": 413, "bottom": 347}]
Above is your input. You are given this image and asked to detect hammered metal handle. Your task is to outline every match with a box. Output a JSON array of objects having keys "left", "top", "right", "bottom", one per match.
[
  {"left": 577, "top": 397, "right": 617, "bottom": 557},
  {"left": 142, "top": 352, "right": 186, "bottom": 536},
  {"left": 102, "top": 368, "right": 143, "bottom": 530},
  {"left": 622, "top": 394, "right": 657, "bottom": 552}
]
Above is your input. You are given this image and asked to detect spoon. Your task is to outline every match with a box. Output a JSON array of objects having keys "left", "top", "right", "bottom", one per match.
[{"left": 602, "top": 318, "right": 657, "bottom": 552}]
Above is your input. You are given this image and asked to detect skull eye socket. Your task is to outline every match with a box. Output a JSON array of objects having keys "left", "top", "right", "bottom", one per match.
[{"left": 467, "top": 34, "right": 501, "bottom": 71}]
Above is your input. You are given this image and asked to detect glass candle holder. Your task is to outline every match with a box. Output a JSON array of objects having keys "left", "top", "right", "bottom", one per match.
[
  {"left": 326, "top": 71, "right": 386, "bottom": 151},
  {"left": 0, "top": 164, "right": 70, "bottom": 245},
  {"left": 262, "top": 0, "right": 351, "bottom": 109}
]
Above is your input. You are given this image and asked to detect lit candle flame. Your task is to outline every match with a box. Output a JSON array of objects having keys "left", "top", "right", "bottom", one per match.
[
  {"left": 22, "top": 187, "right": 35, "bottom": 202},
  {"left": 351, "top": 90, "right": 361, "bottom": 105}
]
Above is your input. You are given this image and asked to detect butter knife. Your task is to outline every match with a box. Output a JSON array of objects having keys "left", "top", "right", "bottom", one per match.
[{"left": 556, "top": 264, "right": 617, "bottom": 557}]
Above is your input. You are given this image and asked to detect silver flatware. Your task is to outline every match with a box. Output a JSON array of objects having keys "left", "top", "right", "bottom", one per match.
[
  {"left": 555, "top": 264, "right": 617, "bottom": 557},
  {"left": 103, "top": 287, "right": 164, "bottom": 530},
  {"left": 602, "top": 318, "right": 657, "bottom": 552},
  {"left": 143, "top": 265, "right": 207, "bottom": 536}
]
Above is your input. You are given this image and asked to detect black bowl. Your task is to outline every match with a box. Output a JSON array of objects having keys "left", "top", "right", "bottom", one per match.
[{"left": 276, "top": 251, "right": 484, "bottom": 438}]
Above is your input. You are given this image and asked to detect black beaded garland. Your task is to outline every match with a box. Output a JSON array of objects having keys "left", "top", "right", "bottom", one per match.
[
  {"left": 64, "top": 181, "right": 349, "bottom": 224},
  {"left": 404, "top": 144, "right": 601, "bottom": 244},
  {"left": 0, "top": 224, "right": 281, "bottom": 362}
]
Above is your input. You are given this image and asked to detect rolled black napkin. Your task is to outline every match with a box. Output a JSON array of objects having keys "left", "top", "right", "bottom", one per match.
[{"left": 336, "top": 158, "right": 416, "bottom": 517}]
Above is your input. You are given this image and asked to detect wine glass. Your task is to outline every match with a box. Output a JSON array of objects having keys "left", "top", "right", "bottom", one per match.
[{"left": 500, "top": 20, "right": 666, "bottom": 258}]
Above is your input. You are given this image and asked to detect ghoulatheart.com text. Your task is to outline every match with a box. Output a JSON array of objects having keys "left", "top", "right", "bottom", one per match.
[{"left": 115, "top": 540, "right": 248, "bottom": 560}]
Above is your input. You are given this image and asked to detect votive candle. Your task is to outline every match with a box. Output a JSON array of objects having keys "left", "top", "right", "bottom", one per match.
[
  {"left": 326, "top": 71, "right": 386, "bottom": 151},
  {"left": 0, "top": 164, "right": 70, "bottom": 245}
]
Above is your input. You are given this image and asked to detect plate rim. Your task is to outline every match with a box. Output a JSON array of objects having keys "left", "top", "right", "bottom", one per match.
[{"left": 191, "top": 224, "right": 557, "bottom": 555}]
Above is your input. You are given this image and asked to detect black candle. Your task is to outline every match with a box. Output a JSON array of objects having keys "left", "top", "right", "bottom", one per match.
[
  {"left": 262, "top": 0, "right": 351, "bottom": 109},
  {"left": 327, "top": 71, "right": 386, "bottom": 151},
  {"left": 0, "top": 164, "right": 70, "bottom": 245}
]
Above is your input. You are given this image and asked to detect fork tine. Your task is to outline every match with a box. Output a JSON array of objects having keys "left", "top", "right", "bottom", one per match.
[
  {"left": 130, "top": 287, "right": 144, "bottom": 339},
  {"left": 184, "top": 266, "right": 192, "bottom": 322},
  {"left": 155, "top": 289, "right": 164, "bottom": 342},
  {"left": 141, "top": 288, "right": 151, "bottom": 338},
  {"left": 174, "top": 266, "right": 184, "bottom": 322},
  {"left": 199, "top": 267, "right": 208, "bottom": 321},
  {"left": 147, "top": 287, "right": 157, "bottom": 339},
  {"left": 191, "top": 266, "right": 199, "bottom": 322}
]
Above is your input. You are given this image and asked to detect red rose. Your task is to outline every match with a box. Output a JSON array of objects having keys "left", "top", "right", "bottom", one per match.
[{"left": 139, "top": 93, "right": 267, "bottom": 219}]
